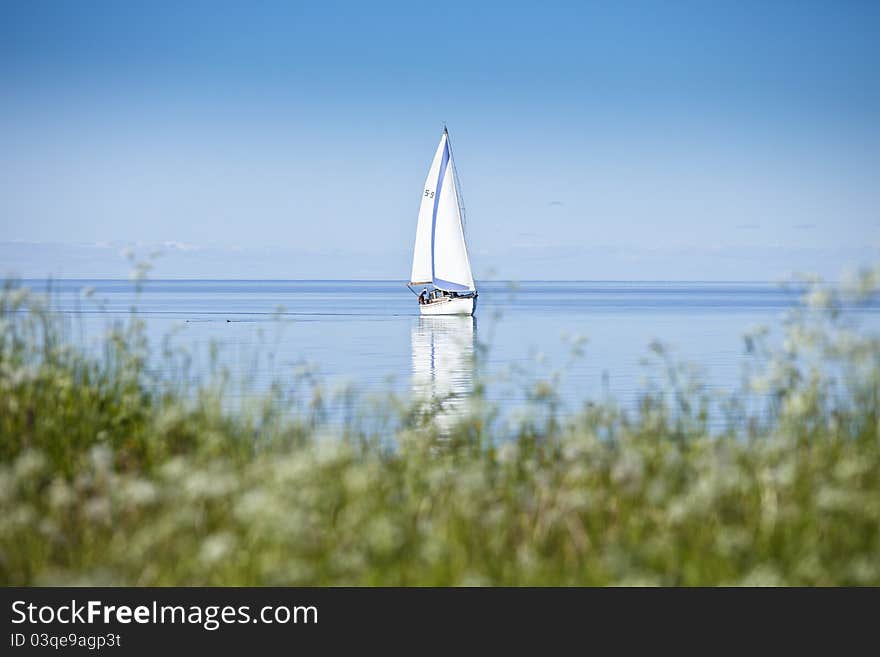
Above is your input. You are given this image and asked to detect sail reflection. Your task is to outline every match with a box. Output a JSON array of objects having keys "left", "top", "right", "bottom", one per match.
[{"left": 411, "top": 315, "right": 476, "bottom": 432}]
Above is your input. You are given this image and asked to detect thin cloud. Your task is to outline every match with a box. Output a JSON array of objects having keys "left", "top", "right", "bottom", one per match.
[
  {"left": 736, "top": 223, "right": 761, "bottom": 229},
  {"left": 548, "top": 200, "right": 564, "bottom": 207},
  {"left": 162, "top": 240, "right": 199, "bottom": 252},
  {"left": 793, "top": 223, "right": 816, "bottom": 230}
]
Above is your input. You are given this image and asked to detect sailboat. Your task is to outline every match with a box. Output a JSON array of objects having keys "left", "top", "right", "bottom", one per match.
[{"left": 408, "top": 128, "right": 478, "bottom": 316}]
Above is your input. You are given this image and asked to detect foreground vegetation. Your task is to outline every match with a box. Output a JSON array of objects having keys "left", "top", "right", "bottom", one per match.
[{"left": 1, "top": 273, "right": 879, "bottom": 585}]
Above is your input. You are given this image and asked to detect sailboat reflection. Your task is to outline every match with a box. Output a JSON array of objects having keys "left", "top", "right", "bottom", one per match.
[{"left": 411, "top": 315, "right": 476, "bottom": 433}]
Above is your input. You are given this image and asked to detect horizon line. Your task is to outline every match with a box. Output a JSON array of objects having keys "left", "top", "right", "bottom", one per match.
[{"left": 13, "top": 277, "right": 824, "bottom": 285}]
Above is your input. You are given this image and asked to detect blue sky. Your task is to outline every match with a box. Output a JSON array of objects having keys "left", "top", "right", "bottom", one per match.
[{"left": 1, "top": 0, "right": 878, "bottom": 280}]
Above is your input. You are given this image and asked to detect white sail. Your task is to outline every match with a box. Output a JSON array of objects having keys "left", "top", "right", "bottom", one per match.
[
  {"left": 410, "top": 130, "right": 476, "bottom": 293},
  {"left": 410, "top": 134, "right": 447, "bottom": 285},
  {"left": 432, "top": 153, "right": 475, "bottom": 292}
]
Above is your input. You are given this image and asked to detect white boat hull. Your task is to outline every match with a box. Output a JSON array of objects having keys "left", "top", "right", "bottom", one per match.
[{"left": 419, "top": 296, "right": 476, "bottom": 316}]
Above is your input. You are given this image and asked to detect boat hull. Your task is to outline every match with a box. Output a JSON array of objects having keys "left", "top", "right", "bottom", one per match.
[{"left": 419, "top": 296, "right": 476, "bottom": 316}]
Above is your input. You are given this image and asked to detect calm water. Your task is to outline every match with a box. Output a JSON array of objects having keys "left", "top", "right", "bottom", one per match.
[{"left": 30, "top": 280, "right": 879, "bottom": 424}]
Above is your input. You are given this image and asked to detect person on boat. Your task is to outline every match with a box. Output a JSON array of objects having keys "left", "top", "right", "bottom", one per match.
[{"left": 419, "top": 288, "right": 428, "bottom": 304}]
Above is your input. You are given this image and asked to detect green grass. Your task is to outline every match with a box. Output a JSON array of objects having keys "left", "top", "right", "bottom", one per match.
[{"left": 1, "top": 273, "right": 879, "bottom": 585}]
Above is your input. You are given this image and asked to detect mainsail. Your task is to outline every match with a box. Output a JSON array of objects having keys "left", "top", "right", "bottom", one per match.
[{"left": 410, "top": 129, "right": 476, "bottom": 292}]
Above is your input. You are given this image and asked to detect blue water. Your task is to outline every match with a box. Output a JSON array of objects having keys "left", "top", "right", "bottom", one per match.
[{"left": 27, "top": 279, "right": 879, "bottom": 424}]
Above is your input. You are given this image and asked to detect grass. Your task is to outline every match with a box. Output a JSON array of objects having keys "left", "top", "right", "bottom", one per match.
[{"left": 1, "top": 272, "right": 879, "bottom": 586}]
